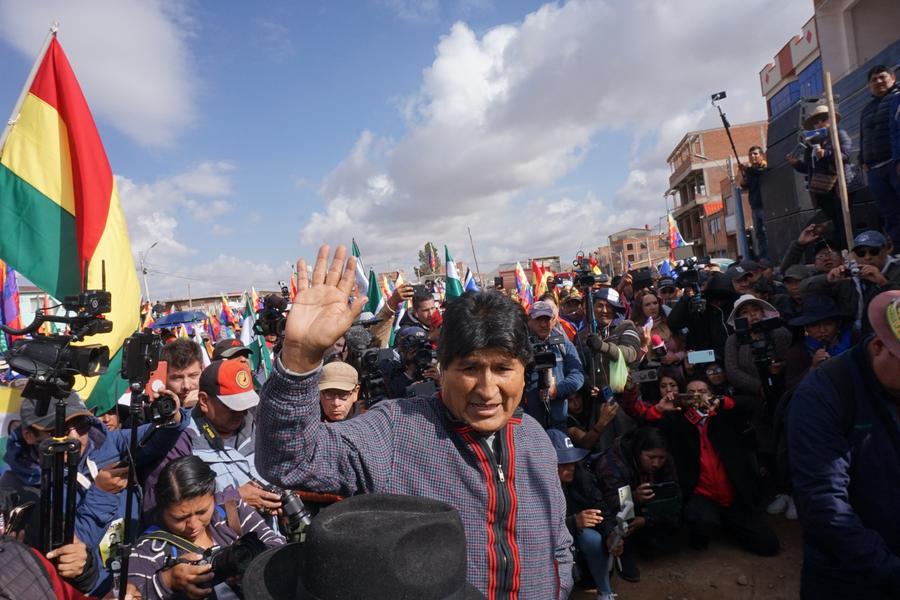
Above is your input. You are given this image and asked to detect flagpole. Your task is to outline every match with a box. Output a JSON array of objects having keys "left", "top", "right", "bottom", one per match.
[
  {"left": 0, "top": 22, "right": 58, "bottom": 159},
  {"left": 467, "top": 226, "right": 484, "bottom": 287}
]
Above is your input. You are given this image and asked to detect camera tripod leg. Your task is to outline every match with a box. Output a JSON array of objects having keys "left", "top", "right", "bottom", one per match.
[{"left": 64, "top": 441, "right": 79, "bottom": 544}]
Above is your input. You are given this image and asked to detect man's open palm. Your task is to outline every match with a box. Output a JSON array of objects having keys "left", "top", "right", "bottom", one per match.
[{"left": 281, "top": 245, "right": 367, "bottom": 372}]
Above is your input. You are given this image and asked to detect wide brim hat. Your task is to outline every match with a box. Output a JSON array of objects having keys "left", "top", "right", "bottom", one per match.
[
  {"left": 868, "top": 291, "right": 900, "bottom": 358},
  {"left": 726, "top": 294, "right": 779, "bottom": 327},
  {"left": 243, "top": 494, "right": 486, "bottom": 600},
  {"left": 787, "top": 294, "right": 848, "bottom": 327},
  {"left": 803, "top": 105, "right": 842, "bottom": 130}
]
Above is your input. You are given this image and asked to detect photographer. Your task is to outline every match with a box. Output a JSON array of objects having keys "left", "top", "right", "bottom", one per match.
[
  {"left": 382, "top": 326, "right": 439, "bottom": 398},
  {"left": 129, "top": 456, "right": 284, "bottom": 600},
  {"left": 803, "top": 230, "right": 900, "bottom": 334},
  {"left": 142, "top": 360, "right": 279, "bottom": 522},
  {"left": 668, "top": 273, "right": 737, "bottom": 362},
  {"left": 1, "top": 393, "right": 189, "bottom": 594},
  {"left": 398, "top": 286, "right": 438, "bottom": 331},
  {"left": 161, "top": 340, "right": 203, "bottom": 409},
  {"left": 619, "top": 376, "right": 778, "bottom": 556},
  {"left": 524, "top": 301, "right": 584, "bottom": 431},
  {"left": 723, "top": 295, "right": 791, "bottom": 403},
  {"left": 786, "top": 105, "right": 854, "bottom": 249},
  {"left": 591, "top": 427, "right": 680, "bottom": 584}
]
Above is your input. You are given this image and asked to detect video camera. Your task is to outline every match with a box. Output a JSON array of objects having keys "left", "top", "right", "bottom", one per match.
[
  {"left": 632, "top": 339, "right": 667, "bottom": 384},
  {"left": 255, "top": 288, "right": 289, "bottom": 340},
  {"left": 168, "top": 531, "right": 268, "bottom": 587},
  {"left": 3, "top": 289, "right": 113, "bottom": 411},
  {"left": 120, "top": 330, "right": 178, "bottom": 426},
  {"left": 357, "top": 347, "right": 392, "bottom": 407},
  {"left": 572, "top": 253, "right": 608, "bottom": 288},
  {"left": 734, "top": 316, "right": 782, "bottom": 366}
]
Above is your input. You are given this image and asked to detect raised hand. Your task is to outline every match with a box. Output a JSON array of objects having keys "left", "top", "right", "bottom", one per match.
[{"left": 281, "top": 245, "right": 367, "bottom": 372}]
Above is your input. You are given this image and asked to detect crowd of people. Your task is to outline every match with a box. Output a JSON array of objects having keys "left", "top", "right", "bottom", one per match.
[{"left": 0, "top": 64, "right": 898, "bottom": 600}]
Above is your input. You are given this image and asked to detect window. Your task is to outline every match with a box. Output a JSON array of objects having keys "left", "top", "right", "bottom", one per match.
[
  {"left": 626, "top": 243, "right": 634, "bottom": 251},
  {"left": 707, "top": 216, "right": 721, "bottom": 235}
]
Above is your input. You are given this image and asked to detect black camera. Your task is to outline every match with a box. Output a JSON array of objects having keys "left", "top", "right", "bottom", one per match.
[
  {"left": 358, "top": 347, "right": 392, "bottom": 407},
  {"left": 202, "top": 532, "right": 267, "bottom": 586},
  {"left": 572, "top": 254, "right": 605, "bottom": 287},
  {"left": 121, "top": 330, "right": 161, "bottom": 384},
  {"left": 258, "top": 481, "right": 312, "bottom": 538},
  {"left": 255, "top": 293, "right": 288, "bottom": 339},
  {"left": 63, "top": 290, "right": 112, "bottom": 316},
  {"left": 734, "top": 316, "right": 782, "bottom": 366},
  {"left": 689, "top": 292, "right": 707, "bottom": 315},
  {"left": 631, "top": 368, "right": 659, "bottom": 384},
  {"left": 148, "top": 395, "right": 177, "bottom": 425}
]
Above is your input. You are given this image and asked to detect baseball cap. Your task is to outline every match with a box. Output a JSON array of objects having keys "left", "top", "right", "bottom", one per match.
[
  {"left": 658, "top": 277, "right": 676, "bottom": 290},
  {"left": 529, "top": 301, "right": 555, "bottom": 319},
  {"left": 562, "top": 290, "right": 583, "bottom": 303},
  {"left": 868, "top": 291, "right": 900, "bottom": 358},
  {"left": 739, "top": 259, "right": 761, "bottom": 272},
  {"left": 397, "top": 326, "right": 427, "bottom": 351},
  {"left": 319, "top": 362, "right": 359, "bottom": 392},
  {"left": 20, "top": 392, "right": 92, "bottom": 431},
  {"left": 813, "top": 239, "right": 834, "bottom": 255},
  {"left": 727, "top": 265, "right": 753, "bottom": 281},
  {"left": 212, "top": 338, "right": 252, "bottom": 361},
  {"left": 852, "top": 230, "right": 888, "bottom": 252},
  {"left": 200, "top": 359, "right": 259, "bottom": 411},
  {"left": 546, "top": 429, "right": 588, "bottom": 464},
  {"left": 593, "top": 287, "right": 623, "bottom": 309}
]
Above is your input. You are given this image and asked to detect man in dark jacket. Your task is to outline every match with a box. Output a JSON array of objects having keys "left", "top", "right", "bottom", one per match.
[
  {"left": 740, "top": 145, "right": 769, "bottom": 259},
  {"left": 787, "top": 291, "right": 900, "bottom": 599},
  {"left": 668, "top": 273, "right": 736, "bottom": 361},
  {"left": 859, "top": 65, "right": 900, "bottom": 243},
  {"left": 255, "top": 245, "right": 573, "bottom": 600}
]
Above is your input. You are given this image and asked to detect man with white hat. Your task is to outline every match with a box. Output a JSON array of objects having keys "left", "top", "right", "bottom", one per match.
[{"left": 788, "top": 290, "right": 900, "bottom": 598}]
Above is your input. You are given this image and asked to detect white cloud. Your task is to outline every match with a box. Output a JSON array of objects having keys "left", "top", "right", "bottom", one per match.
[
  {"left": 0, "top": 0, "right": 196, "bottom": 147},
  {"left": 379, "top": 0, "right": 441, "bottom": 22},
  {"left": 302, "top": 0, "right": 812, "bottom": 271}
]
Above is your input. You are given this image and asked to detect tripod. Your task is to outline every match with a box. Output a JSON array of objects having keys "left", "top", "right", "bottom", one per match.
[{"left": 36, "top": 390, "right": 80, "bottom": 554}]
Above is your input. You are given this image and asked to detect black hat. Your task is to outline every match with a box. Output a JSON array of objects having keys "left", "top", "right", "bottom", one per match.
[
  {"left": 788, "top": 294, "right": 848, "bottom": 327},
  {"left": 20, "top": 392, "right": 91, "bottom": 431},
  {"left": 657, "top": 277, "right": 676, "bottom": 291},
  {"left": 212, "top": 338, "right": 252, "bottom": 361},
  {"left": 243, "top": 494, "right": 485, "bottom": 600}
]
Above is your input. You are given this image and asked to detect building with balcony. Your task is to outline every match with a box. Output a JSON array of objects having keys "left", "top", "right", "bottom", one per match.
[
  {"left": 600, "top": 227, "right": 669, "bottom": 275},
  {"left": 665, "top": 122, "right": 768, "bottom": 258}
]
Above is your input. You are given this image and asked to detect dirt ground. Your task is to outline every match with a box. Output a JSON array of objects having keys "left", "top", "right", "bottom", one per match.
[{"left": 571, "top": 514, "right": 803, "bottom": 600}]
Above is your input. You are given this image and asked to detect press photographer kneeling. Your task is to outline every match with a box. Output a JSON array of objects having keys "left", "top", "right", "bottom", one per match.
[{"left": 129, "top": 455, "right": 285, "bottom": 600}]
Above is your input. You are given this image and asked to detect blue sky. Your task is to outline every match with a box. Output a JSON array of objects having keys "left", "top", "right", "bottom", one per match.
[{"left": 0, "top": 0, "right": 812, "bottom": 298}]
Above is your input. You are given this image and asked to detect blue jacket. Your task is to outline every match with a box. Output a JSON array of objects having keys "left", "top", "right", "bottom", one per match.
[
  {"left": 1, "top": 410, "right": 189, "bottom": 595},
  {"left": 860, "top": 82, "right": 900, "bottom": 167},
  {"left": 787, "top": 338, "right": 900, "bottom": 598},
  {"left": 890, "top": 91, "right": 900, "bottom": 163},
  {"left": 524, "top": 334, "right": 584, "bottom": 430}
]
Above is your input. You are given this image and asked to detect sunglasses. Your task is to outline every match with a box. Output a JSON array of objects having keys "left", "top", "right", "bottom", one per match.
[
  {"left": 854, "top": 247, "right": 882, "bottom": 258},
  {"left": 705, "top": 367, "right": 723, "bottom": 375}
]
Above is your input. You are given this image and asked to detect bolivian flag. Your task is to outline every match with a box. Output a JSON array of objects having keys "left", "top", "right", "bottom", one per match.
[{"left": 0, "top": 34, "right": 140, "bottom": 411}]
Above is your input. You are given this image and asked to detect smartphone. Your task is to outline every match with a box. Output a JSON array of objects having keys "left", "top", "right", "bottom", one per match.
[
  {"left": 687, "top": 349, "right": 715, "bottom": 365},
  {"left": 649, "top": 481, "right": 679, "bottom": 499},
  {"left": 412, "top": 284, "right": 428, "bottom": 297},
  {"left": 145, "top": 360, "right": 168, "bottom": 397},
  {"left": 601, "top": 385, "right": 615, "bottom": 404},
  {"left": 5, "top": 501, "right": 36, "bottom": 535}
]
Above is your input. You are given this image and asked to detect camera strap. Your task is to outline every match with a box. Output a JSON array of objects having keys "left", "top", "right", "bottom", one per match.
[{"left": 141, "top": 530, "right": 206, "bottom": 557}]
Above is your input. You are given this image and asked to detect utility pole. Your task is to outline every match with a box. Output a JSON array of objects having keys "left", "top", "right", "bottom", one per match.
[{"left": 139, "top": 241, "right": 158, "bottom": 302}]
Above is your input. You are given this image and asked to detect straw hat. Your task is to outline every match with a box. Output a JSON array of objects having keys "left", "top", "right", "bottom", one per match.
[{"left": 803, "top": 105, "right": 841, "bottom": 130}]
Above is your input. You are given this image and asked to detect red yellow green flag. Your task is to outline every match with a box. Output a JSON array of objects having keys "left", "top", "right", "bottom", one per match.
[{"left": 0, "top": 33, "right": 141, "bottom": 411}]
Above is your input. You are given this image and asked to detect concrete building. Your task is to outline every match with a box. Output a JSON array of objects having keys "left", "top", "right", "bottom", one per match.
[
  {"left": 756, "top": 5, "right": 898, "bottom": 257},
  {"left": 665, "top": 122, "right": 768, "bottom": 258}
]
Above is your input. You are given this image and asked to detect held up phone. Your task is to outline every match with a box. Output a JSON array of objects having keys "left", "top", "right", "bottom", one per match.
[
  {"left": 412, "top": 284, "right": 428, "bottom": 297},
  {"left": 601, "top": 385, "right": 615, "bottom": 404},
  {"left": 5, "top": 501, "right": 36, "bottom": 535},
  {"left": 145, "top": 360, "right": 168, "bottom": 397},
  {"left": 649, "top": 481, "right": 679, "bottom": 499},
  {"left": 686, "top": 350, "right": 715, "bottom": 365}
]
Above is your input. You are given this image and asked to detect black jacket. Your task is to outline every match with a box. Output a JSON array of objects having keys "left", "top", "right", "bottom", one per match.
[
  {"left": 860, "top": 82, "right": 900, "bottom": 167},
  {"left": 650, "top": 406, "right": 761, "bottom": 510},
  {"left": 668, "top": 282, "right": 735, "bottom": 361}
]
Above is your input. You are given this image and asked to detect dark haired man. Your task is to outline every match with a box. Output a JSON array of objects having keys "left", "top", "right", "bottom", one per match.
[
  {"left": 256, "top": 245, "right": 573, "bottom": 599},
  {"left": 399, "top": 287, "right": 438, "bottom": 331},
  {"left": 160, "top": 338, "right": 203, "bottom": 408},
  {"left": 740, "top": 145, "right": 769, "bottom": 259},
  {"left": 860, "top": 65, "right": 900, "bottom": 243}
]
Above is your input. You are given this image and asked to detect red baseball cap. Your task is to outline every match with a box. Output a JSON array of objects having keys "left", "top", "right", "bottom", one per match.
[
  {"left": 868, "top": 291, "right": 900, "bottom": 357},
  {"left": 200, "top": 359, "right": 259, "bottom": 411}
]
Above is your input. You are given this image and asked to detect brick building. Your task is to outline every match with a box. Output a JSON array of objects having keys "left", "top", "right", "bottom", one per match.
[
  {"left": 665, "top": 122, "right": 768, "bottom": 258},
  {"left": 599, "top": 227, "right": 669, "bottom": 275}
]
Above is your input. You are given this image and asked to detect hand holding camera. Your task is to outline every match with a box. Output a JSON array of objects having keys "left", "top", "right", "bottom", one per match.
[
  {"left": 655, "top": 391, "right": 681, "bottom": 413},
  {"left": 160, "top": 552, "right": 214, "bottom": 599},
  {"left": 239, "top": 481, "right": 282, "bottom": 513},
  {"left": 858, "top": 264, "right": 888, "bottom": 286}
]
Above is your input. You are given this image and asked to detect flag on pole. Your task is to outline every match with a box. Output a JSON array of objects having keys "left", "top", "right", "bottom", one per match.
[
  {"left": 0, "top": 260, "right": 23, "bottom": 349},
  {"left": 289, "top": 271, "right": 298, "bottom": 301},
  {"left": 514, "top": 262, "right": 533, "bottom": 311},
  {"left": 240, "top": 292, "right": 272, "bottom": 378},
  {"left": 0, "top": 33, "right": 141, "bottom": 410},
  {"left": 192, "top": 327, "right": 212, "bottom": 368},
  {"left": 351, "top": 239, "right": 369, "bottom": 298},
  {"left": 428, "top": 246, "right": 437, "bottom": 273},
  {"left": 444, "top": 246, "right": 464, "bottom": 300},
  {"left": 463, "top": 268, "right": 480, "bottom": 293},
  {"left": 364, "top": 269, "right": 383, "bottom": 314},
  {"left": 388, "top": 272, "right": 406, "bottom": 347},
  {"left": 667, "top": 213, "right": 686, "bottom": 259},
  {"left": 220, "top": 295, "right": 237, "bottom": 327}
]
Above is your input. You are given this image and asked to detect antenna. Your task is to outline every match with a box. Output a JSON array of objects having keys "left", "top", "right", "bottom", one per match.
[
  {"left": 101, "top": 260, "right": 107, "bottom": 291},
  {"left": 82, "top": 260, "right": 89, "bottom": 291}
]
